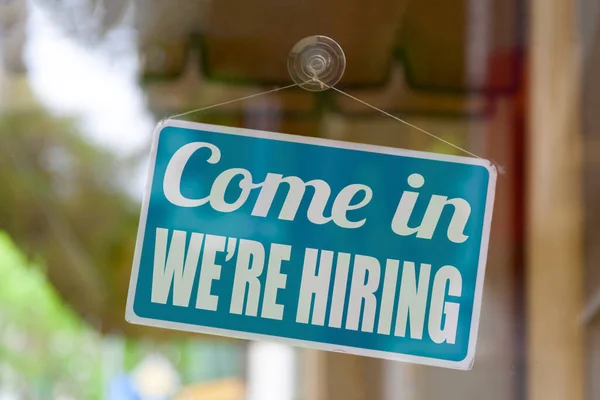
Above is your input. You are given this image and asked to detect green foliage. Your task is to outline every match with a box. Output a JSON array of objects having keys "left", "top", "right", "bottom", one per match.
[
  {"left": 0, "top": 106, "right": 140, "bottom": 333},
  {"left": 0, "top": 231, "right": 103, "bottom": 399},
  {"left": 0, "top": 102, "right": 244, "bottom": 398}
]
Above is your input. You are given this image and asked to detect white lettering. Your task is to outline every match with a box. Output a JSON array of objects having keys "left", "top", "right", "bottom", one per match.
[
  {"left": 377, "top": 259, "right": 400, "bottom": 335},
  {"left": 391, "top": 173, "right": 471, "bottom": 243},
  {"left": 230, "top": 240, "right": 265, "bottom": 316},
  {"left": 331, "top": 184, "right": 372, "bottom": 228},
  {"left": 395, "top": 261, "right": 431, "bottom": 339},
  {"left": 151, "top": 228, "right": 467, "bottom": 344},
  {"left": 296, "top": 249, "right": 333, "bottom": 325},
  {"left": 346, "top": 255, "right": 381, "bottom": 333},
  {"left": 251, "top": 174, "right": 332, "bottom": 224},
  {"left": 209, "top": 168, "right": 255, "bottom": 212},
  {"left": 163, "top": 143, "right": 473, "bottom": 243},
  {"left": 328, "top": 253, "right": 351, "bottom": 328},
  {"left": 428, "top": 265, "right": 462, "bottom": 344},
  {"left": 151, "top": 228, "right": 203, "bottom": 307},
  {"left": 163, "top": 143, "right": 374, "bottom": 229},
  {"left": 261, "top": 244, "right": 291, "bottom": 320},
  {"left": 420, "top": 196, "right": 471, "bottom": 243},
  {"left": 196, "top": 234, "right": 226, "bottom": 311},
  {"left": 163, "top": 142, "right": 219, "bottom": 207}
]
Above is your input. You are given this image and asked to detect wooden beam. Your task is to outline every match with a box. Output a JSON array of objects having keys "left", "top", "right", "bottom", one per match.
[
  {"left": 300, "top": 350, "right": 383, "bottom": 400},
  {"left": 527, "top": 1, "right": 585, "bottom": 399}
]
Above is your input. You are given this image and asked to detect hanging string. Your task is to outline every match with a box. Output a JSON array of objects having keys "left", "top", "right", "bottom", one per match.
[
  {"left": 327, "top": 86, "right": 483, "bottom": 159},
  {"left": 168, "top": 78, "right": 491, "bottom": 162},
  {"left": 169, "top": 82, "right": 300, "bottom": 120}
]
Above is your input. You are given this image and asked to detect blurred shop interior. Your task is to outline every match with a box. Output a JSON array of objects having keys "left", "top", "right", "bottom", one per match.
[{"left": 0, "top": 0, "right": 598, "bottom": 399}]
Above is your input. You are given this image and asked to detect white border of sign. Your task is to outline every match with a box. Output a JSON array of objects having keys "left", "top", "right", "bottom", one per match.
[{"left": 125, "top": 119, "right": 497, "bottom": 371}]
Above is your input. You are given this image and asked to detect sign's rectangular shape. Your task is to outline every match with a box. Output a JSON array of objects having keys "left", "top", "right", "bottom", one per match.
[{"left": 126, "top": 119, "right": 496, "bottom": 370}]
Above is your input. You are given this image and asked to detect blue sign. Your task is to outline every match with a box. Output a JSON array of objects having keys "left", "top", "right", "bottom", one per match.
[{"left": 126, "top": 120, "right": 496, "bottom": 370}]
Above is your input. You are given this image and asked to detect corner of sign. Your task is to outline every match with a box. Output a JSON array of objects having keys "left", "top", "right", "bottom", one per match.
[
  {"left": 483, "top": 158, "right": 505, "bottom": 179},
  {"left": 456, "top": 345, "right": 477, "bottom": 371},
  {"left": 152, "top": 118, "right": 179, "bottom": 145},
  {"left": 465, "top": 356, "right": 476, "bottom": 371},
  {"left": 156, "top": 118, "right": 179, "bottom": 132},
  {"left": 124, "top": 301, "right": 142, "bottom": 325}
]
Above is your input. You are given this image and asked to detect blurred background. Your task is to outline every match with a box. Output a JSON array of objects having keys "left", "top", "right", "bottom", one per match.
[{"left": 0, "top": 0, "right": 597, "bottom": 399}]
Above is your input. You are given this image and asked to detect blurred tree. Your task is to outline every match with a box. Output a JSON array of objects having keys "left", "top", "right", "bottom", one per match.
[
  {"left": 0, "top": 104, "right": 239, "bottom": 340},
  {"left": 0, "top": 106, "right": 145, "bottom": 336},
  {"left": 0, "top": 231, "right": 245, "bottom": 399},
  {"left": 0, "top": 230, "right": 104, "bottom": 399}
]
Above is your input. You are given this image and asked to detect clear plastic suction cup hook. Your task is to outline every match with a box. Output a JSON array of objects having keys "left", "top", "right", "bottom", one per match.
[{"left": 288, "top": 35, "right": 346, "bottom": 92}]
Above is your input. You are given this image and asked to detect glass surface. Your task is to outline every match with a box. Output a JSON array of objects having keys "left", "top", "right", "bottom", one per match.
[{"left": 0, "top": 0, "right": 596, "bottom": 399}]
